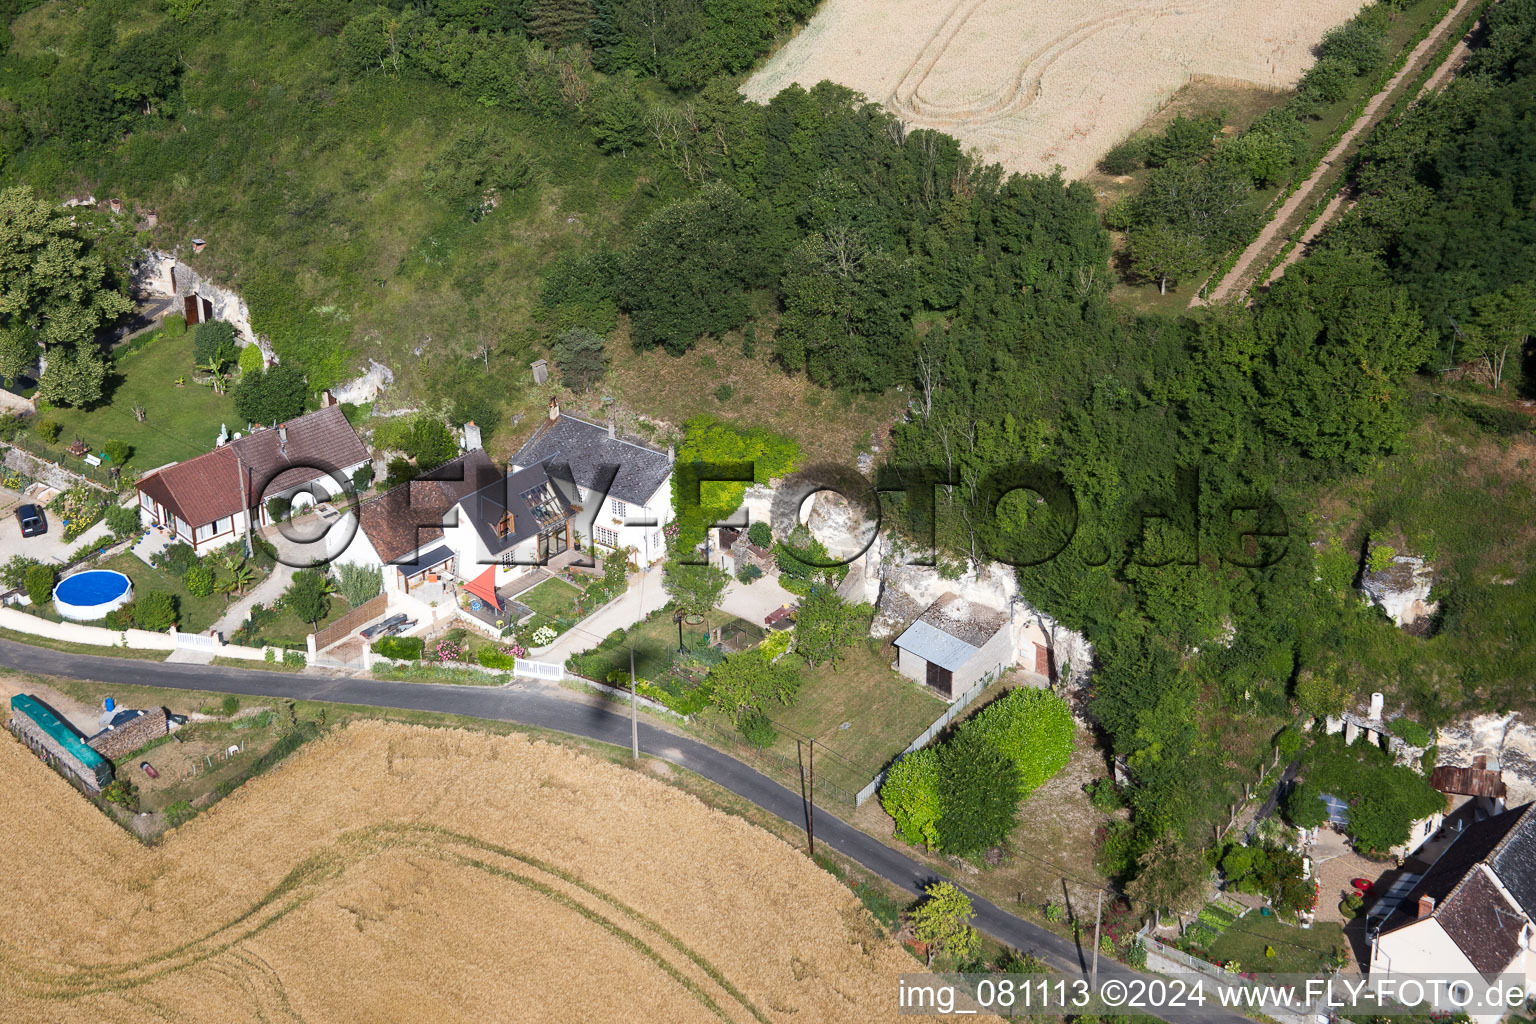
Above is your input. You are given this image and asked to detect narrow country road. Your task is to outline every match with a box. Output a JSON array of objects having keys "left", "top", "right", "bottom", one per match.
[{"left": 0, "top": 640, "right": 1254, "bottom": 1024}]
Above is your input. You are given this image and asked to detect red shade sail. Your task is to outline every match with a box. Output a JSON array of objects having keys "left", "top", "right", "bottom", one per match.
[{"left": 464, "top": 566, "right": 500, "bottom": 612}]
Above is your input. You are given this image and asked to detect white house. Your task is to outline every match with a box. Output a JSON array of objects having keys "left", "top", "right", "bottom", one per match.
[
  {"left": 135, "top": 404, "right": 369, "bottom": 556},
  {"left": 893, "top": 593, "right": 1015, "bottom": 700},
  {"left": 508, "top": 400, "right": 674, "bottom": 567},
  {"left": 1370, "top": 801, "right": 1535, "bottom": 1024}
]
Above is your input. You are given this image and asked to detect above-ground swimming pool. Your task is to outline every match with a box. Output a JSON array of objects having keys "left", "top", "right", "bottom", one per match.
[{"left": 53, "top": 570, "right": 134, "bottom": 621}]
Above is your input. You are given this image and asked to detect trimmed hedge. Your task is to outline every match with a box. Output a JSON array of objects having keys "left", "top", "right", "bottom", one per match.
[{"left": 371, "top": 636, "right": 424, "bottom": 660}]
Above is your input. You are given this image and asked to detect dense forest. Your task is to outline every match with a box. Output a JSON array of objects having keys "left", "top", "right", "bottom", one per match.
[{"left": 1, "top": 0, "right": 1534, "bottom": 904}]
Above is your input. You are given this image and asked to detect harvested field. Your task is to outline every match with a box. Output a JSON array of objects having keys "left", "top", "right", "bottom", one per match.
[
  {"left": 0, "top": 721, "right": 920, "bottom": 1023},
  {"left": 744, "top": 0, "right": 1367, "bottom": 177}
]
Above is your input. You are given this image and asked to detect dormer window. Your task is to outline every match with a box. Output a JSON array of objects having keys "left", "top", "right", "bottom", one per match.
[{"left": 495, "top": 511, "right": 515, "bottom": 538}]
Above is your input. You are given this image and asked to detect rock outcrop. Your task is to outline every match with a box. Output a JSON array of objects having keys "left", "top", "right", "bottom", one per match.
[
  {"left": 1360, "top": 554, "right": 1437, "bottom": 628},
  {"left": 333, "top": 359, "right": 395, "bottom": 405}
]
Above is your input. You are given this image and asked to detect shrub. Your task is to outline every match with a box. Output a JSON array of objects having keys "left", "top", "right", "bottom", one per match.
[
  {"left": 237, "top": 343, "right": 264, "bottom": 376},
  {"left": 714, "top": 383, "right": 734, "bottom": 403},
  {"left": 1298, "top": 56, "right": 1354, "bottom": 105},
  {"left": 371, "top": 636, "right": 424, "bottom": 660},
  {"left": 1318, "top": 15, "right": 1386, "bottom": 76},
  {"left": 738, "top": 711, "right": 778, "bottom": 748},
  {"left": 936, "top": 728, "right": 1024, "bottom": 857},
  {"left": 1086, "top": 777, "right": 1124, "bottom": 812},
  {"left": 162, "top": 313, "right": 187, "bottom": 338},
  {"left": 102, "top": 439, "right": 131, "bottom": 465},
  {"left": 220, "top": 694, "right": 240, "bottom": 716},
  {"left": 158, "top": 542, "right": 199, "bottom": 576},
  {"left": 266, "top": 496, "right": 290, "bottom": 522},
  {"left": 334, "top": 562, "right": 382, "bottom": 606},
  {"left": 735, "top": 563, "right": 763, "bottom": 584},
  {"left": 351, "top": 462, "right": 374, "bottom": 492},
  {"left": 1126, "top": 940, "right": 1148, "bottom": 970},
  {"left": 165, "top": 800, "right": 196, "bottom": 827},
  {"left": 234, "top": 363, "right": 308, "bottom": 425},
  {"left": 193, "top": 320, "right": 238, "bottom": 368},
  {"left": 1099, "top": 136, "right": 1147, "bottom": 175},
  {"left": 1275, "top": 725, "right": 1304, "bottom": 758},
  {"left": 2, "top": 554, "right": 39, "bottom": 589},
  {"left": 183, "top": 563, "right": 215, "bottom": 597},
  {"left": 962, "top": 687, "right": 1074, "bottom": 795},
  {"left": 1295, "top": 671, "right": 1349, "bottom": 718},
  {"left": 102, "top": 778, "right": 139, "bottom": 813},
  {"left": 1044, "top": 900, "right": 1065, "bottom": 923},
  {"left": 1284, "top": 782, "right": 1329, "bottom": 828},
  {"left": 476, "top": 647, "right": 519, "bottom": 669},
  {"left": 1367, "top": 543, "right": 1397, "bottom": 574},
  {"left": 1387, "top": 718, "right": 1432, "bottom": 747},
  {"left": 1340, "top": 891, "right": 1365, "bottom": 917},
  {"left": 746, "top": 521, "right": 772, "bottom": 548},
  {"left": 880, "top": 747, "right": 943, "bottom": 849},
  {"left": 104, "top": 604, "right": 136, "bottom": 629},
  {"left": 553, "top": 327, "right": 608, "bottom": 392},
  {"left": 104, "top": 503, "right": 141, "bottom": 537},
  {"left": 283, "top": 650, "right": 305, "bottom": 667},
  {"left": 23, "top": 563, "right": 54, "bottom": 605},
  {"left": 1144, "top": 113, "right": 1222, "bottom": 167},
  {"left": 136, "top": 591, "right": 178, "bottom": 630},
  {"left": 35, "top": 418, "right": 60, "bottom": 443}
]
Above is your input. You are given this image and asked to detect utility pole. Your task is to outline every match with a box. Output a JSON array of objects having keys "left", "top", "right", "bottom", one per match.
[
  {"left": 629, "top": 645, "right": 639, "bottom": 763},
  {"left": 1091, "top": 888, "right": 1104, "bottom": 990},
  {"left": 807, "top": 738, "right": 816, "bottom": 856}
]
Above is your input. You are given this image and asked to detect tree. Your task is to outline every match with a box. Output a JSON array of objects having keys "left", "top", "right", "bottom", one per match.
[
  {"left": 23, "top": 563, "right": 55, "bottom": 606},
  {"left": 136, "top": 591, "right": 178, "bottom": 630},
  {"left": 792, "top": 587, "right": 863, "bottom": 668},
  {"left": 1466, "top": 283, "right": 1535, "bottom": 390},
  {"left": 910, "top": 881, "right": 979, "bottom": 966},
  {"left": 617, "top": 181, "right": 760, "bottom": 354},
  {"left": 935, "top": 728, "right": 1024, "bottom": 857},
  {"left": 591, "top": 77, "right": 647, "bottom": 155},
  {"left": 553, "top": 327, "right": 608, "bottom": 391},
  {"left": 707, "top": 646, "right": 802, "bottom": 724},
  {"left": 963, "top": 687, "right": 1075, "bottom": 795},
  {"left": 746, "top": 521, "right": 772, "bottom": 548},
  {"left": 1126, "top": 834, "right": 1209, "bottom": 928},
  {"left": 0, "top": 324, "right": 39, "bottom": 386},
  {"left": 234, "top": 363, "right": 308, "bottom": 424},
  {"left": 192, "top": 320, "right": 238, "bottom": 370},
  {"left": 1299, "top": 56, "right": 1354, "bottom": 105},
  {"left": 662, "top": 560, "right": 730, "bottom": 623},
  {"left": 36, "top": 344, "right": 108, "bottom": 408},
  {"left": 1127, "top": 225, "right": 1207, "bottom": 295},
  {"left": 219, "top": 554, "right": 256, "bottom": 598},
  {"left": 335, "top": 562, "right": 383, "bottom": 607},
  {"left": 403, "top": 417, "right": 458, "bottom": 471},
  {"left": 104, "top": 503, "right": 140, "bottom": 537},
  {"left": 1284, "top": 783, "right": 1328, "bottom": 829},
  {"left": 284, "top": 568, "right": 334, "bottom": 629},
  {"left": 879, "top": 748, "right": 943, "bottom": 849},
  {"left": 0, "top": 186, "right": 132, "bottom": 349}
]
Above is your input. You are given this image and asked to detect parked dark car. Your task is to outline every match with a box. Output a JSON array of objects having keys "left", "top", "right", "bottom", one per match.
[
  {"left": 167, "top": 713, "right": 189, "bottom": 726},
  {"left": 15, "top": 503, "right": 45, "bottom": 537},
  {"left": 139, "top": 761, "right": 159, "bottom": 779}
]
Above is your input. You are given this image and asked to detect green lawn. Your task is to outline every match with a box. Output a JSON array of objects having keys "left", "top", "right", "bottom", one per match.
[
  {"left": 515, "top": 576, "right": 590, "bottom": 640},
  {"left": 95, "top": 552, "right": 229, "bottom": 633},
  {"left": 37, "top": 331, "right": 239, "bottom": 473},
  {"left": 697, "top": 640, "right": 947, "bottom": 803},
  {"left": 568, "top": 606, "right": 736, "bottom": 683},
  {"left": 1205, "top": 910, "right": 1346, "bottom": 974}
]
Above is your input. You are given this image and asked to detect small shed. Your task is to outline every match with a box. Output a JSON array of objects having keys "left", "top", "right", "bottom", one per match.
[{"left": 894, "top": 593, "right": 1011, "bottom": 699}]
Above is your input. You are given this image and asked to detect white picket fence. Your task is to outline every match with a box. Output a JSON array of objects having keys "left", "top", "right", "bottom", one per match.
[
  {"left": 513, "top": 658, "right": 563, "bottom": 682},
  {"left": 173, "top": 631, "right": 219, "bottom": 652}
]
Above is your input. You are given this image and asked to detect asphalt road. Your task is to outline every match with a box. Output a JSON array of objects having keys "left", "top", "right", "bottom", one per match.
[{"left": 0, "top": 639, "right": 1252, "bottom": 1024}]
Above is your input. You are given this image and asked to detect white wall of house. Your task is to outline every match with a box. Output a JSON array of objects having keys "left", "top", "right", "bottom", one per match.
[
  {"left": 1370, "top": 917, "right": 1531, "bottom": 1024},
  {"left": 576, "top": 474, "right": 673, "bottom": 567},
  {"left": 440, "top": 515, "right": 539, "bottom": 589}
]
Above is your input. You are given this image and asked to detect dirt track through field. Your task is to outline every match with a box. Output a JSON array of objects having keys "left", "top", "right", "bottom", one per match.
[{"left": 1198, "top": 0, "right": 1484, "bottom": 305}]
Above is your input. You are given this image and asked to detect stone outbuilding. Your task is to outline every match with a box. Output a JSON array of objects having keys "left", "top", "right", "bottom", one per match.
[{"left": 894, "top": 593, "right": 1013, "bottom": 699}]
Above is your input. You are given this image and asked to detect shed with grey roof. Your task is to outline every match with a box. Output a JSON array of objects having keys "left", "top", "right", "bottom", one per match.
[{"left": 894, "top": 593, "right": 1013, "bottom": 699}]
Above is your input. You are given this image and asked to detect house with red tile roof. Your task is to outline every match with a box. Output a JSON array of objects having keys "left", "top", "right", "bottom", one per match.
[{"left": 134, "top": 405, "right": 370, "bottom": 555}]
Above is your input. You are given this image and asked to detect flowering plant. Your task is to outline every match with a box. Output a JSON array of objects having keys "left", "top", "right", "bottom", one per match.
[
  {"left": 531, "top": 625, "right": 556, "bottom": 646},
  {"left": 434, "top": 639, "right": 462, "bottom": 663},
  {"left": 499, "top": 643, "right": 527, "bottom": 659}
]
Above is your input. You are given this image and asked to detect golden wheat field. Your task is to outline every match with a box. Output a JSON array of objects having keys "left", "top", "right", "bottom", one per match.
[
  {"left": 743, "top": 0, "right": 1367, "bottom": 177},
  {"left": 0, "top": 721, "right": 925, "bottom": 1023}
]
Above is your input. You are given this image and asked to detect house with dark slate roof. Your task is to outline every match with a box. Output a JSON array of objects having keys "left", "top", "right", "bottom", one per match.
[
  {"left": 508, "top": 400, "right": 675, "bottom": 566},
  {"left": 1370, "top": 801, "right": 1535, "bottom": 1020},
  {"left": 342, "top": 448, "right": 577, "bottom": 603},
  {"left": 135, "top": 404, "right": 370, "bottom": 555},
  {"left": 893, "top": 593, "right": 1014, "bottom": 699}
]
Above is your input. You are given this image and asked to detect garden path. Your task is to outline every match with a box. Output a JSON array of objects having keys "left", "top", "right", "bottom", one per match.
[{"left": 210, "top": 562, "right": 294, "bottom": 639}]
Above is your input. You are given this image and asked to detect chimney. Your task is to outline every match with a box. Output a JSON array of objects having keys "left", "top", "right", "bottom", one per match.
[
  {"left": 667, "top": 444, "right": 675, "bottom": 464},
  {"left": 109, "top": 198, "right": 122, "bottom": 214},
  {"left": 1417, "top": 896, "right": 1435, "bottom": 919},
  {"left": 1474, "top": 754, "right": 1488, "bottom": 771},
  {"left": 192, "top": 237, "right": 207, "bottom": 254},
  {"left": 608, "top": 418, "right": 616, "bottom": 439},
  {"left": 278, "top": 424, "right": 288, "bottom": 455},
  {"left": 1369, "top": 692, "right": 1384, "bottom": 720},
  {"left": 548, "top": 398, "right": 560, "bottom": 422},
  {"left": 319, "top": 389, "right": 336, "bottom": 408}
]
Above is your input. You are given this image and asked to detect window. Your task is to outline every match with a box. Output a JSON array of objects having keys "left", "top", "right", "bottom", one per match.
[
  {"left": 611, "top": 499, "right": 627, "bottom": 520},
  {"left": 576, "top": 485, "right": 589, "bottom": 501},
  {"left": 594, "top": 526, "right": 619, "bottom": 549},
  {"left": 195, "top": 522, "right": 216, "bottom": 542}
]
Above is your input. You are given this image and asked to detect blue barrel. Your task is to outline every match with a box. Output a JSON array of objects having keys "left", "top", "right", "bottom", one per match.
[{"left": 104, "top": 697, "right": 115, "bottom": 712}]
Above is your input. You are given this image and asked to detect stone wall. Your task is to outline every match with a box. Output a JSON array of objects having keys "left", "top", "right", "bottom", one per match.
[
  {"left": 87, "top": 707, "right": 168, "bottom": 761},
  {"left": 2, "top": 446, "right": 110, "bottom": 495}
]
